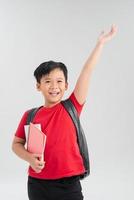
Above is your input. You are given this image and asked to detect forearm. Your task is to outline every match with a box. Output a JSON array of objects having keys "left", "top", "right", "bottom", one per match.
[
  {"left": 12, "top": 142, "right": 45, "bottom": 173},
  {"left": 74, "top": 41, "right": 105, "bottom": 104},
  {"left": 12, "top": 143, "right": 31, "bottom": 163},
  {"left": 83, "top": 41, "right": 104, "bottom": 71},
  {"left": 75, "top": 42, "right": 104, "bottom": 91}
]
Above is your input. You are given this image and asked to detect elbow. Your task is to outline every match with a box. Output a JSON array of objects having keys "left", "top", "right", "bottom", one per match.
[
  {"left": 11, "top": 136, "right": 25, "bottom": 153},
  {"left": 11, "top": 141, "right": 16, "bottom": 153}
]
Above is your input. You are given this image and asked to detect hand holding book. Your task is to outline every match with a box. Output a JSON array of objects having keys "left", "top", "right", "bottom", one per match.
[
  {"left": 28, "top": 153, "right": 45, "bottom": 173},
  {"left": 25, "top": 122, "right": 47, "bottom": 173}
]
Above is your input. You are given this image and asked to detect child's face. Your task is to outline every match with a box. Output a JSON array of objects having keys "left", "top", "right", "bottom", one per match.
[{"left": 36, "top": 68, "right": 68, "bottom": 107}]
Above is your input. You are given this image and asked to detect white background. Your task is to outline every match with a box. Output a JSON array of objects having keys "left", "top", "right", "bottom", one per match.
[{"left": 0, "top": 0, "right": 134, "bottom": 199}]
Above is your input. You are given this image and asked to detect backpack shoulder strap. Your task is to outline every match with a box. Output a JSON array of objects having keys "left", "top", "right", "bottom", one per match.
[
  {"left": 26, "top": 106, "right": 42, "bottom": 125},
  {"left": 61, "top": 99, "right": 80, "bottom": 135},
  {"left": 61, "top": 99, "right": 90, "bottom": 179}
]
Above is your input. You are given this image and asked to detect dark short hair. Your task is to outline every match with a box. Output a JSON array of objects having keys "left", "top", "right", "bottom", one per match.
[{"left": 34, "top": 60, "right": 68, "bottom": 83}]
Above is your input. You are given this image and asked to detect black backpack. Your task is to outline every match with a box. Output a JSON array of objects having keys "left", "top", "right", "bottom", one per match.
[{"left": 26, "top": 99, "right": 90, "bottom": 179}]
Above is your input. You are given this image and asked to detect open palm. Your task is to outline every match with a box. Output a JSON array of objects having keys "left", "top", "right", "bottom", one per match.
[{"left": 98, "top": 24, "right": 118, "bottom": 44}]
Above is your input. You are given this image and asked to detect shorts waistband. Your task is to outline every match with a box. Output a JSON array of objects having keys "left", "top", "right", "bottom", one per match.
[{"left": 28, "top": 175, "right": 80, "bottom": 183}]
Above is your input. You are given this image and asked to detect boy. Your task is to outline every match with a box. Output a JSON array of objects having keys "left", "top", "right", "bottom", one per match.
[{"left": 12, "top": 25, "right": 117, "bottom": 200}]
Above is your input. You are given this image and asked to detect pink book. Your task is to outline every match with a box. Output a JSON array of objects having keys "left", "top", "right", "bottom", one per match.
[{"left": 27, "top": 122, "right": 46, "bottom": 161}]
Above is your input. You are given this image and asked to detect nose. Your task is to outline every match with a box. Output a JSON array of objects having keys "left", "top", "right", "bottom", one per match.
[{"left": 50, "top": 81, "right": 58, "bottom": 89}]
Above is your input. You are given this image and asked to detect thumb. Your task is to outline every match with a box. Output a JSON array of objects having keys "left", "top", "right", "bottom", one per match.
[{"left": 33, "top": 154, "right": 42, "bottom": 159}]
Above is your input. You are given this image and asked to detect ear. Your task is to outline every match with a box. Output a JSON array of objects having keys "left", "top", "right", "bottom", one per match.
[
  {"left": 65, "top": 82, "right": 68, "bottom": 90},
  {"left": 36, "top": 83, "right": 41, "bottom": 91}
]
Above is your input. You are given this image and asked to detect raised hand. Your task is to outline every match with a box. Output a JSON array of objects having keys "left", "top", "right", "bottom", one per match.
[{"left": 98, "top": 24, "right": 118, "bottom": 44}]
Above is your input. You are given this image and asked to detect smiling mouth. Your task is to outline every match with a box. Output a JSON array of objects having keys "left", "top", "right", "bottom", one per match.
[{"left": 49, "top": 92, "right": 60, "bottom": 96}]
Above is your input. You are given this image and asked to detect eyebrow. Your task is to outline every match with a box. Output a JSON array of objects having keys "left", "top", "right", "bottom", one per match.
[{"left": 44, "top": 77, "right": 64, "bottom": 80}]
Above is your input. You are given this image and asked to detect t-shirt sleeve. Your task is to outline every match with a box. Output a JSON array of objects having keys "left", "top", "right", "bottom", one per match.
[
  {"left": 68, "top": 91, "right": 86, "bottom": 116},
  {"left": 15, "top": 110, "right": 29, "bottom": 139}
]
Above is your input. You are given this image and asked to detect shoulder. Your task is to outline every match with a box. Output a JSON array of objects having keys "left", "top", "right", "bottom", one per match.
[
  {"left": 66, "top": 91, "right": 86, "bottom": 116},
  {"left": 18, "top": 107, "right": 37, "bottom": 125}
]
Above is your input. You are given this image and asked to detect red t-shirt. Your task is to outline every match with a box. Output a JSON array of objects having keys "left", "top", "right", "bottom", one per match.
[{"left": 15, "top": 92, "right": 86, "bottom": 179}]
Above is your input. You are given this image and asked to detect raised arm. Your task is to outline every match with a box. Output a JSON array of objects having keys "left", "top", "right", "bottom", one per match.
[{"left": 74, "top": 24, "right": 118, "bottom": 104}]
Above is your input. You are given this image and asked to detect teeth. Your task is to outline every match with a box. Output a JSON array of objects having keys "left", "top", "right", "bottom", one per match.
[{"left": 49, "top": 92, "right": 59, "bottom": 96}]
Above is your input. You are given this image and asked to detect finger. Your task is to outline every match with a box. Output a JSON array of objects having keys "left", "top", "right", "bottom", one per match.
[
  {"left": 37, "top": 160, "right": 45, "bottom": 165},
  {"left": 37, "top": 162, "right": 45, "bottom": 169},
  {"left": 38, "top": 155, "right": 44, "bottom": 162},
  {"left": 33, "top": 154, "right": 42, "bottom": 159},
  {"left": 37, "top": 164, "right": 44, "bottom": 170},
  {"left": 111, "top": 24, "right": 118, "bottom": 33},
  {"left": 112, "top": 24, "right": 117, "bottom": 30}
]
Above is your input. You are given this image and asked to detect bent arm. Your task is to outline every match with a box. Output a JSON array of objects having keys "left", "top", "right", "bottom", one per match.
[
  {"left": 12, "top": 136, "right": 31, "bottom": 162},
  {"left": 12, "top": 136, "right": 45, "bottom": 173}
]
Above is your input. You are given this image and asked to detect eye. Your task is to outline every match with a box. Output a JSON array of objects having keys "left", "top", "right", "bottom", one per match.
[
  {"left": 58, "top": 80, "right": 62, "bottom": 83},
  {"left": 45, "top": 81, "right": 50, "bottom": 83}
]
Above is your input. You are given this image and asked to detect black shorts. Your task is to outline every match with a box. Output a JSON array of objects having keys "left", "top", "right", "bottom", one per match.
[{"left": 27, "top": 175, "right": 84, "bottom": 200}]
